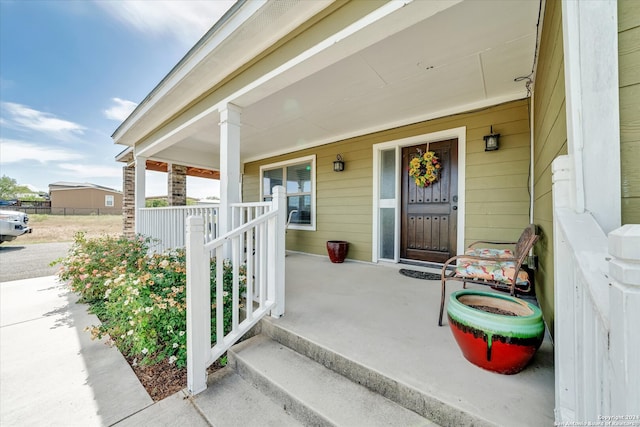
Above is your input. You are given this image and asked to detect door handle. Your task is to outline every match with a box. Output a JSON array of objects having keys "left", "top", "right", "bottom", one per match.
[{"left": 452, "top": 206, "right": 458, "bottom": 210}]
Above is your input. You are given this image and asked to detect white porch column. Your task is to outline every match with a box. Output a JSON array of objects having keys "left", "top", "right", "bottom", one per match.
[
  {"left": 218, "top": 103, "right": 242, "bottom": 237},
  {"left": 134, "top": 155, "right": 147, "bottom": 234},
  {"left": 561, "top": 0, "right": 621, "bottom": 233}
]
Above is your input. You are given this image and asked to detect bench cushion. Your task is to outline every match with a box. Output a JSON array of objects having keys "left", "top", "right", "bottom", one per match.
[{"left": 455, "top": 248, "right": 530, "bottom": 286}]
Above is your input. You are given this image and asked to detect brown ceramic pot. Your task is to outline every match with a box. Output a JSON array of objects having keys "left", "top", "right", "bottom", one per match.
[{"left": 326, "top": 240, "right": 349, "bottom": 263}]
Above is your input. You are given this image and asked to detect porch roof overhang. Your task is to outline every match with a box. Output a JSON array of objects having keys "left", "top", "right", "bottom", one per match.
[
  {"left": 112, "top": 0, "right": 540, "bottom": 171},
  {"left": 115, "top": 148, "right": 220, "bottom": 179}
]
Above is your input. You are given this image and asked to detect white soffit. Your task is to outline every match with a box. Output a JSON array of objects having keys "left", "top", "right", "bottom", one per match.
[
  {"left": 114, "top": 0, "right": 334, "bottom": 146},
  {"left": 237, "top": 0, "right": 539, "bottom": 161},
  {"left": 141, "top": 0, "right": 539, "bottom": 168}
]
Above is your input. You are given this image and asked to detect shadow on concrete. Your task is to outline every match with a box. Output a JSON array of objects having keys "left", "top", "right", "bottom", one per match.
[
  {"left": 64, "top": 286, "right": 154, "bottom": 425},
  {"left": 0, "top": 245, "right": 26, "bottom": 252}
]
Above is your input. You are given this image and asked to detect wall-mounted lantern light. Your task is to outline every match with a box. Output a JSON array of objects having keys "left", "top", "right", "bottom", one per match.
[
  {"left": 333, "top": 154, "right": 345, "bottom": 172},
  {"left": 483, "top": 126, "right": 500, "bottom": 151}
]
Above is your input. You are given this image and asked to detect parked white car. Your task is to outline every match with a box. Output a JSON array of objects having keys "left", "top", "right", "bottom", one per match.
[{"left": 0, "top": 210, "right": 32, "bottom": 243}]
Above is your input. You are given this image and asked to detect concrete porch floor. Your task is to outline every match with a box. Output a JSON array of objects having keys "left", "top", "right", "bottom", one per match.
[{"left": 275, "top": 252, "right": 555, "bottom": 426}]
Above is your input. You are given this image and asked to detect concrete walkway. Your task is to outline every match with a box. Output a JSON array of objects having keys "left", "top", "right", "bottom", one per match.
[{"left": 0, "top": 276, "right": 198, "bottom": 426}]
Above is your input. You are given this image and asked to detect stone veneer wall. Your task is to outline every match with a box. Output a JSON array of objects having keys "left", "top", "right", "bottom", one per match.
[
  {"left": 168, "top": 164, "right": 187, "bottom": 206},
  {"left": 123, "top": 164, "right": 135, "bottom": 237}
]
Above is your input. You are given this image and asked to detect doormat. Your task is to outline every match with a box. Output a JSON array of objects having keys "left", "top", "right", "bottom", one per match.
[{"left": 399, "top": 269, "right": 441, "bottom": 281}]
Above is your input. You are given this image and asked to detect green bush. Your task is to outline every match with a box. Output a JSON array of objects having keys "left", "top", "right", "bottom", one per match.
[{"left": 55, "top": 233, "right": 245, "bottom": 368}]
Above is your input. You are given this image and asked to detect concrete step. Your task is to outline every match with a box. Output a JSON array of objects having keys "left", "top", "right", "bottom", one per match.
[
  {"left": 258, "top": 318, "right": 490, "bottom": 427},
  {"left": 229, "top": 335, "right": 437, "bottom": 427},
  {"left": 193, "top": 366, "right": 304, "bottom": 427}
]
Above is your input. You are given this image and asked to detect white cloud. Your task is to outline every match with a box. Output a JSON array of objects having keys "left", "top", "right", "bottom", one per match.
[
  {"left": 1, "top": 102, "right": 85, "bottom": 139},
  {"left": 0, "top": 138, "right": 84, "bottom": 163},
  {"left": 96, "top": 0, "right": 236, "bottom": 45},
  {"left": 103, "top": 97, "right": 138, "bottom": 121},
  {"left": 58, "top": 163, "right": 123, "bottom": 179}
]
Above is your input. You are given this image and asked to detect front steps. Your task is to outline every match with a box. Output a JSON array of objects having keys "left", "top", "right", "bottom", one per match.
[
  {"left": 199, "top": 315, "right": 499, "bottom": 426},
  {"left": 228, "top": 335, "right": 434, "bottom": 426},
  {"left": 192, "top": 366, "right": 303, "bottom": 426}
]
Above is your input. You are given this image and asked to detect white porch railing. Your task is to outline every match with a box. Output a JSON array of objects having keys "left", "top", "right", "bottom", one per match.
[
  {"left": 231, "top": 201, "right": 273, "bottom": 227},
  {"left": 138, "top": 205, "right": 219, "bottom": 252},
  {"left": 185, "top": 186, "right": 287, "bottom": 395},
  {"left": 553, "top": 156, "right": 640, "bottom": 422},
  {"left": 231, "top": 201, "right": 272, "bottom": 302}
]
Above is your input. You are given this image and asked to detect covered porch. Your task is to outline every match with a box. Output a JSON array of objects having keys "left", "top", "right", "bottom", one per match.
[
  {"left": 250, "top": 251, "right": 554, "bottom": 426},
  {"left": 114, "top": 0, "right": 541, "bottom": 261},
  {"left": 111, "top": 0, "right": 639, "bottom": 423}
]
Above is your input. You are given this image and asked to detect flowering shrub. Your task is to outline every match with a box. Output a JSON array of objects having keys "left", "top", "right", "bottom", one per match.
[
  {"left": 55, "top": 234, "right": 245, "bottom": 368},
  {"left": 54, "top": 232, "right": 150, "bottom": 303}
]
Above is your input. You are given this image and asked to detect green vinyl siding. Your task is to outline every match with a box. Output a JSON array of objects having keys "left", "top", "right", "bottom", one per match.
[
  {"left": 532, "top": 0, "right": 567, "bottom": 334},
  {"left": 619, "top": 0, "right": 640, "bottom": 224},
  {"left": 459, "top": 101, "right": 531, "bottom": 246},
  {"left": 244, "top": 98, "right": 531, "bottom": 262},
  {"left": 245, "top": 135, "right": 375, "bottom": 261}
]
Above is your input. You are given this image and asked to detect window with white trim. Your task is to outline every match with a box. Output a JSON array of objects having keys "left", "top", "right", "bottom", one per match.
[
  {"left": 105, "top": 195, "right": 114, "bottom": 207},
  {"left": 261, "top": 155, "right": 315, "bottom": 230}
]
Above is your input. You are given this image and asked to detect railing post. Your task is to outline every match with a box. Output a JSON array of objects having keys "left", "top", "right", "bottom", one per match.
[
  {"left": 269, "top": 185, "right": 286, "bottom": 317},
  {"left": 186, "top": 216, "right": 211, "bottom": 395},
  {"left": 608, "top": 224, "right": 640, "bottom": 416},
  {"left": 552, "top": 155, "right": 577, "bottom": 422}
]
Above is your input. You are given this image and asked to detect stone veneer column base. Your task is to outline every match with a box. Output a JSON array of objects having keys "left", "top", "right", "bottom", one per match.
[
  {"left": 168, "top": 163, "right": 187, "bottom": 206},
  {"left": 123, "top": 165, "right": 135, "bottom": 237}
]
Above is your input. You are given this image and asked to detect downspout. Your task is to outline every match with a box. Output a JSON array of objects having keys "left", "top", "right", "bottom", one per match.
[
  {"left": 527, "top": 0, "right": 546, "bottom": 251},
  {"left": 530, "top": 89, "right": 535, "bottom": 226}
]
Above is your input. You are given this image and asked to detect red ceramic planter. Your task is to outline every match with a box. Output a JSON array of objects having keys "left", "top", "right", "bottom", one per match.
[
  {"left": 447, "top": 290, "right": 544, "bottom": 374},
  {"left": 326, "top": 240, "right": 348, "bottom": 263}
]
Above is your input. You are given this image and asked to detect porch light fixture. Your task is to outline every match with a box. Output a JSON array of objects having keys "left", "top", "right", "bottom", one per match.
[
  {"left": 333, "top": 154, "right": 345, "bottom": 172},
  {"left": 484, "top": 126, "right": 500, "bottom": 151}
]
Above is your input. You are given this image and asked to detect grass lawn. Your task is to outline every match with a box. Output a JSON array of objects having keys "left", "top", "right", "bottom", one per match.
[{"left": 18, "top": 214, "right": 122, "bottom": 244}]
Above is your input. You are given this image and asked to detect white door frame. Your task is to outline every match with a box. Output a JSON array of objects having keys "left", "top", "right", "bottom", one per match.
[{"left": 372, "top": 126, "right": 466, "bottom": 263}]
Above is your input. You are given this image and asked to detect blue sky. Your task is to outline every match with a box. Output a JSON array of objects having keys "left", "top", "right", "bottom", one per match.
[{"left": 0, "top": 0, "right": 235, "bottom": 198}]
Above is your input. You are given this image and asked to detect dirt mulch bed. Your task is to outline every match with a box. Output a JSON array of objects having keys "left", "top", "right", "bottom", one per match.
[{"left": 126, "top": 356, "right": 225, "bottom": 401}]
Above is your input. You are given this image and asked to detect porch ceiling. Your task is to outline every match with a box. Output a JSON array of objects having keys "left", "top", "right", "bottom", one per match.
[{"left": 142, "top": 0, "right": 540, "bottom": 170}]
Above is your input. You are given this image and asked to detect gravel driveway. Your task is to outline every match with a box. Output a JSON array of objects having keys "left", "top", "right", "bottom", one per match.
[{"left": 0, "top": 242, "right": 72, "bottom": 282}]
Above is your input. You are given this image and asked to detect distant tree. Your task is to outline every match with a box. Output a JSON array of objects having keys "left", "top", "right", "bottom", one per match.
[
  {"left": 0, "top": 175, "right": 30, "bottom": 200},
  {"left": 19, "top": 193, "right": 46, "bottom": 201},
  {"left": 146, "top": 199, "right": 169, "bottom": 208}
]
